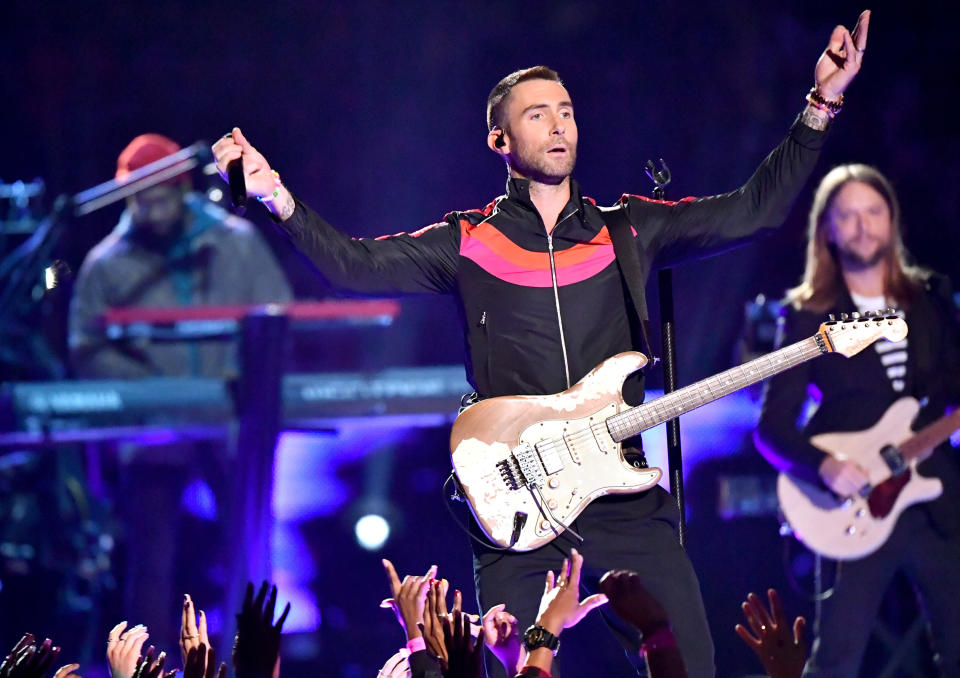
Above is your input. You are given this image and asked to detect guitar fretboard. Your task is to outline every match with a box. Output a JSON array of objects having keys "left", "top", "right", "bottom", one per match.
[{"left": 606, "top": 335, "right": 825, "bottom": 442}]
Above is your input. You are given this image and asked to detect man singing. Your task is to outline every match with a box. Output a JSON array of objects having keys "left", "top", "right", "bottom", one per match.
[{"left": 213, "top": 12, "right": 868, "bottom": 676}]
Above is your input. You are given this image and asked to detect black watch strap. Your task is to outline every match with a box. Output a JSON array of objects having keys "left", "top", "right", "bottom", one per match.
[{"left": 523, "top": 624, "right": 560, "bottom": 655}]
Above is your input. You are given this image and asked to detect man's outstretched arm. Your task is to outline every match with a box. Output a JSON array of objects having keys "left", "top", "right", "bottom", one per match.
[{"left": 211, "top": 129, "right": 459, "bottom": 297}]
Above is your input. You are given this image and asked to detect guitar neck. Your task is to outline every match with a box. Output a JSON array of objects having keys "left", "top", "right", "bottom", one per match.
[
  {"left": 607, "top": 335, "right": 826, "bottom": 443},
  {"left": 900, "top": 407, "right": 960, "bottom": 464}
]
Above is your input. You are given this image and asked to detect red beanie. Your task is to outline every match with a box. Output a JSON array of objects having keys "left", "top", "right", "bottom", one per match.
[{"left": 115, "top": 133, "right": 182, "bottom": 180}]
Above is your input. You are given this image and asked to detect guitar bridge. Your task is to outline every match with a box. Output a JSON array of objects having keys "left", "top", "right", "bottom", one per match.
[
  {"left": 497, "top": 458, "right": 522, "bottom": 491},
  {"left": 513, "top": 444, "right": 546, "bottom": 488}
]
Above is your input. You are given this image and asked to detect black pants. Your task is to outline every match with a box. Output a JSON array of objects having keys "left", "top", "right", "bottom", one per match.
[
  {"left": 472, "top": 485, "right": 715, "bottom": 678},
  {"left": 803, "top": 505, "right": 960, "bottom": 678}
]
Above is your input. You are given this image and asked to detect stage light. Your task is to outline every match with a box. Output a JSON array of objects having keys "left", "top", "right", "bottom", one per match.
[{"left": 354, "top": 513, "right": 390, "bottom": 551}]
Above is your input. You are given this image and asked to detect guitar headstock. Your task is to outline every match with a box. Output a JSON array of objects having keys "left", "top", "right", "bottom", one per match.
[{"left": 819, "top": 309, "right": 908, "bottom": 358}]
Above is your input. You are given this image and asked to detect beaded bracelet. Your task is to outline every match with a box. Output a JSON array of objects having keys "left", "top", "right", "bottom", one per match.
[
  {"left": 257, "top": 170, "right": 283, "bottom": 203},
  {"left": 806, "top": 87, "right": 843, "bottom": 117}
]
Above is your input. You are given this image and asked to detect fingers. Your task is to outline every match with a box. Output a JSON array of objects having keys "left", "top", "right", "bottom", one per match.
[
  {"left": 276, "top": 602, "right": 292, "bottom": 631},
  {"left": 452, "top": 589, "right": 463, "bottom": 616},
  {"left": 54, "top": 663, "right": 82, "bottom": 678},
  {"left": 568, "top": 548, "right": 584, "bottom": 589},
  {"left": 557, "top": 557, "right": 570, "bottom": 588},
  {"left": 734, "top": 623, "right": 760, "bottom": 649},
  {"left": 216, "top": 663, "right": 226, "bottom": 678},
  {"left": 382, "top": 559, "right": 402, "bottom": 596},
  {"left": 544, "top": 570, "right": 555, "bottom": 594},
  {"left": 748, "top": 592, "right": 774, "bottom": 630},
  {"left": 183, "top": 595, "right": 198, "bottom": 637},
  {"left": 579, "top": 593, "right": 608, "bottom": 615},
  {"left": 198, "top": 610, "right": 209, "bottom": 647},
  {"left": 794, "top": 616, "right": 807, "bottom": 646},
  {"left": 423, "top": 564, "right": 438, "bottom": 580},
  {"left": 232, "top": 127, "right": 250, "bottom": 149},
  {"left": 109, "top": 623, "right": 128, "bottom": 644},
  {"left": 264, "top": 585, "right": 278, "bottom": 624},
  {"left": 851, "top": 9, "right": 870, "bottom": 51},
  {"left": 767, "top": 588, "right": 786, "bottom": 626},
  {"left": 436, "top": 579, "right": 449, "bottom": 615},
  {"left": 841, "top": 28, "right": 857, "bottom": 66}
]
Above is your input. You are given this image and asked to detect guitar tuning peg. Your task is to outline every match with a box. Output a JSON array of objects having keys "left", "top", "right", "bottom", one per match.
[
  {"left": 840, "top": 313, "right": 849, "bottom": 321},
  {"left": 887, "top": 307, "right": 896, "bottom": 314},
  {"left": 851, "top": 311, "right": 860, "bottom": 319},
  {"left": 828, "top": 313, "right": 835, "bottom": 322}
]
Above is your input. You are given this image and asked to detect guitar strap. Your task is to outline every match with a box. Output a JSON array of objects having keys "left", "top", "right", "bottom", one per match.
[{"left": 602, "top": 205, "right": 658, "bottom": 362}]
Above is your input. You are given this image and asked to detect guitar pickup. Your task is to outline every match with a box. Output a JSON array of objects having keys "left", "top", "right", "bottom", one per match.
[
  {"left": 880, "top": 444, "right": 907, "bottom": 475},
  {"left": 534, "top": 440, "right": 565, "bottom": 475}
]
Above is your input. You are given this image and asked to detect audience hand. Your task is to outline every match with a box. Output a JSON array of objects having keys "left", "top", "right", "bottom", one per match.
[
  {"left": 131, "top": 648, "right": 176, "bottom": 678},
  {"left": 441, "top": 612, "right": 482, "bottom": 678},
  {"left": 180, "top": 595, "right": 210, "bottom": 668},
  {"left": 107, "top": 623, "right": 150, "bottom": 678},
  {"left": 535, "top": 549, "right": 607, "bottom": 636},
  {"left": 380, "top": 559, "right": 436, "bottom": 640},
  {"left": 481, "top": 604, "right": 522, "bottom": 676},
  {"left": 598, "top": 570, "right": 670, "bottom": 635},
  {"left": 183, "top": 646, "right": 225, "bottom": 678},
  {"left": 232, "top": 581, "right": 291, "bottom": 678},
  {"left": 52, "top": 665, "right": 81, "bottom": 678},
  {"left": 376, "top": 650, "right": 410, "bottom": 678},
  {"left": 423, "top": 578, "right": 451, "bottom": 669},
  {"left": 735, "top": 588, "right": 806, "bottom": 678},
  {"left": 1, "top": 635, "right": 61, "bottom": 678}
]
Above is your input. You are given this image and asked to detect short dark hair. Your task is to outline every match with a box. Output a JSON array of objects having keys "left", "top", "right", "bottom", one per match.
[{"left": 486, "top": 66, "right": 563, "bottom": 131}]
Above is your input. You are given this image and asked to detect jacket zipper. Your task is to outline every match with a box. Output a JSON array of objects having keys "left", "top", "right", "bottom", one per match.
[{"left": 547, "top": 208, "right": 579, "bottom": 389}]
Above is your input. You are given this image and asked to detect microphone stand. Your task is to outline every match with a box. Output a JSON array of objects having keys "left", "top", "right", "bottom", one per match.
[{"left": 646, "top": 158, "right": 687, "bottom": 547}]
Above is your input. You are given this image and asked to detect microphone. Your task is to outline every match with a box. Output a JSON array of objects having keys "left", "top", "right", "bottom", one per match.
[{"left": 226, "top": 158, "right": 247, "bottom": 215}]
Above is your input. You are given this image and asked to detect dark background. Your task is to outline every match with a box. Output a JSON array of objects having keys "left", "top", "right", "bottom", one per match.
[{"left": 2, "top": 1, "right": 958, "bottom": 676}]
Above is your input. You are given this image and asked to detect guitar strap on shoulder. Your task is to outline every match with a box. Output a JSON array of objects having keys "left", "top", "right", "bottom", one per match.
[{"left": 603, "top": 205, "right": 658, "bottom": 362}]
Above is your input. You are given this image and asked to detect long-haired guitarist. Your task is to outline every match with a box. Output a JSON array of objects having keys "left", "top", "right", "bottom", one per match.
[
  {"left": 213, "top": 13, "right": 868, "bottom": 676},
  {"left": 755, "top": 164, "right": 960, "bottom": 676}
]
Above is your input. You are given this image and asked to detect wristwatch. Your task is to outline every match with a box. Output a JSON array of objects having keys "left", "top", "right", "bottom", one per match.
[{"left": 523, "top": 624, "right": 560, "bottom": 655}]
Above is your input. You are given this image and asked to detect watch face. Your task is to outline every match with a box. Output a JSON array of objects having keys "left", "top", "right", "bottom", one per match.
[{"left": 524, "top": 625, "right": 559, "bottom": 653}]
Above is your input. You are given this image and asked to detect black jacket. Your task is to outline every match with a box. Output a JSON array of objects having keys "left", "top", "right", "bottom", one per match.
[
  {"left": 755, "top": 275, "right": 960, "bottom": 536},
  {"left": 279, "top": 117, "right": 826, "bottom": 403}
]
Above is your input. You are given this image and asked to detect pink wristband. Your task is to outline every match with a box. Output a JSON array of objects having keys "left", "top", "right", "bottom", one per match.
[
  {"left": 405, "top": 636, "right": 426, "bottom": 653},
  {"left": 641, "top": 627, "right": 677, "bottom": 654}
]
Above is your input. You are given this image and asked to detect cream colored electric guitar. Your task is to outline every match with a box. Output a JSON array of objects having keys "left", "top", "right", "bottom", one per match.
[
  {"left": 450, "top": 313, "right": 908, "bottom": 551},
  {"left": 778, "top": 397, "right": 960, "bottom": 560}
]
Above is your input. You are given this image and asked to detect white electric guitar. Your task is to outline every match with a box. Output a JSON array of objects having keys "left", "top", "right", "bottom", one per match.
[
  {"left": 450, "top": 313, "right": 908, "bottom": 551},
  {"left": 778, "top": 397, "right": 960, "bottom": 560}
]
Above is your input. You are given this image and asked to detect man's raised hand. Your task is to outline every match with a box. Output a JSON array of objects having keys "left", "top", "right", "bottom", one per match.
[{"left": 814, "top": 10, "right": 870, "bottom": 100}]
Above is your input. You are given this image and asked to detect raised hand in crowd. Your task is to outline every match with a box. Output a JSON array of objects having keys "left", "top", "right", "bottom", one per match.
[
  {"left": 1, "top": 634, "right": 62, "bottom": 678},
  {"left": 377, "top": 650, "right": 411, "bottom": 678},
  {"left": 441, "top": 610, "right": 483, "bottom": 678},
  {"left": 232, "top": 582, "right": 291, "bottom": 678},
  {"left": 51, "top": 664, "right": 81, "bottom": 678},
  {"left": 599, "top": 570, "right": 687, "bottom": 678},
  {"left": 380, "top": 559, "right": 437, "bottom": 641},
  {"left": 523, "top": 549, "right": 607, "bottom": 676},
  {"left": 480, "top": 604, "right": 522, "bottom": 676},
  {"left": 183, "top": 645, "right": 225, "bottom": 678},
  {"left": 106, "top": 622, "right": 150, "bottom": 678},
  {"left": 180, "top": 595, "right": 210, "bottom": 668},
  {"left": 735, "top": 588, "right": 806, "bottom": 678},
  {"left": 422, "top": 578, "right": 451, "bottom": 670},
  {"left": 131, "top": 648, "right": 176, "bottom": 678}
]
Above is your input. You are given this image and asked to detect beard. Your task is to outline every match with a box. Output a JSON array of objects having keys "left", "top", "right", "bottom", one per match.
[
  {"left": 835, "top": 238, "right": 891, "bottom": 270},
  {"left": 509, "top": 138, "right": 577, "bottom": 185}
]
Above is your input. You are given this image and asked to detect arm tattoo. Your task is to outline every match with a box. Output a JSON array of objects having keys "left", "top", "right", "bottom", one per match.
[
  {"left": 800, "top": 106, "right": 830, "bottom": 131},
  {"left": 277, "top": 193, "right": 296, "bottom": 221}
]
